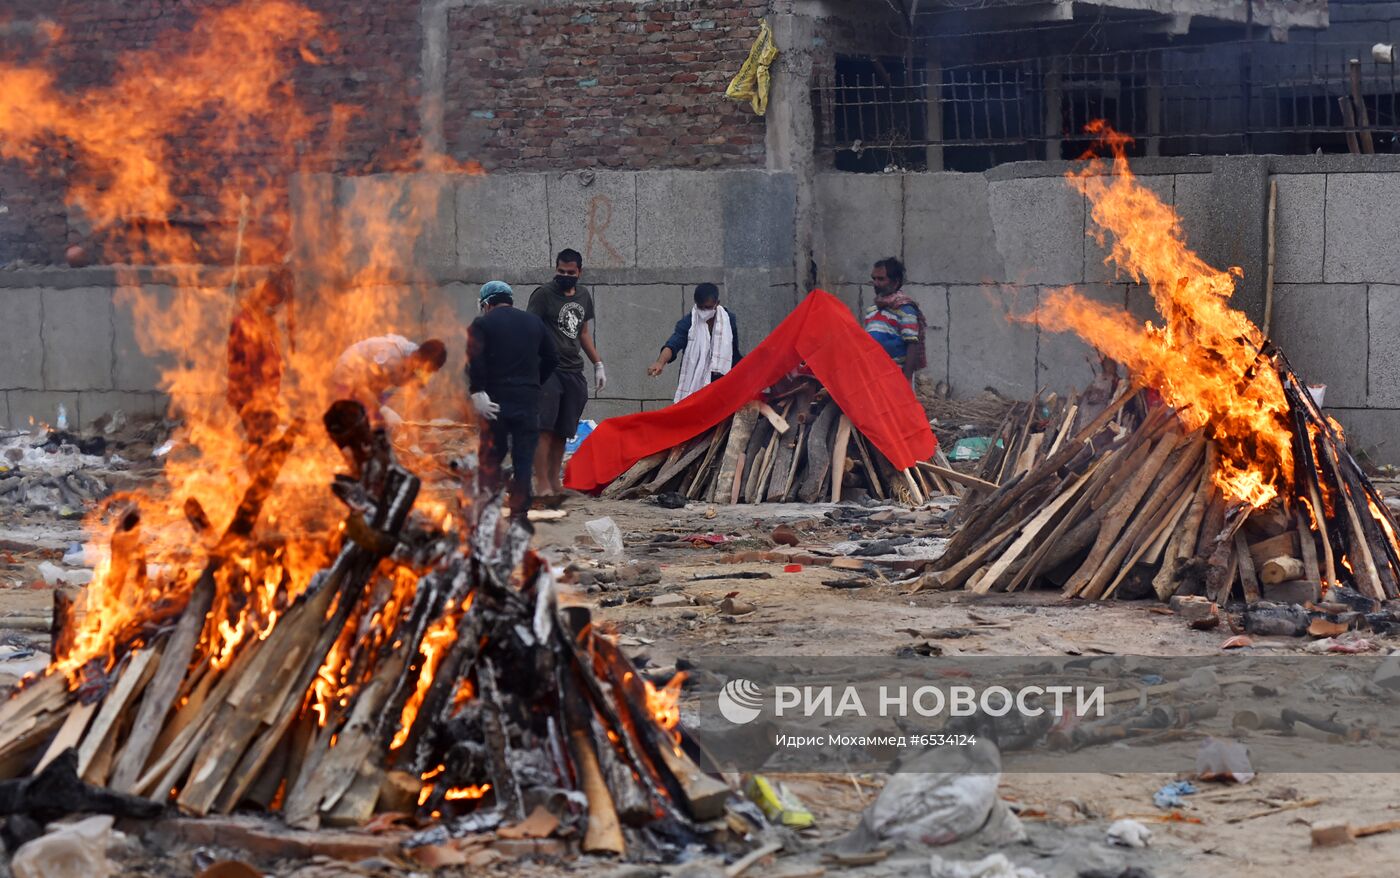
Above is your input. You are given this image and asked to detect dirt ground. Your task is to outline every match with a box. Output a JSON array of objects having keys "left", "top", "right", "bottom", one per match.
[{"left": 5, "top": 464, "right": 1400, "bottom": 877}]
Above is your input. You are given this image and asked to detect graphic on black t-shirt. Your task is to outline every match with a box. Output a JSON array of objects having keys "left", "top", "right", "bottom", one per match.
[{"left": 558, "top": 302, "right": 586, "bottom": 339}]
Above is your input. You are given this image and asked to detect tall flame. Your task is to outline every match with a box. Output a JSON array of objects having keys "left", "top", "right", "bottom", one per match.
[
  {"left": 0, "top": 1, "right": 477, "bottom": 678},
  {"left": 1035, "top": 122, "right": 1294, "bottom": 507}
]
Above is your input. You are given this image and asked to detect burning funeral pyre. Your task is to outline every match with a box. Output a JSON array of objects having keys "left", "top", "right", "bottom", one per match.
[
  {"left": 0, "top": 1, "right": 731, "bottom": 856},
  {"left": 925, "top": 124, "right": 1400, "bottom": 607},
  {"left": 0, "top": 407, "right": 728, "bottom": 853}
]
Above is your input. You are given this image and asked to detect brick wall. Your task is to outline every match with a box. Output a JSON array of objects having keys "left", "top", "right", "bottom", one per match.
[
  {"left": 445, "top": 0, "right": 769, "bottom": 171},
  {"left": 0, "top": 0, "right": 777, "bottom": 266},
  {"left": 0, "top": 0, "right": 423, "bottom": 267}
]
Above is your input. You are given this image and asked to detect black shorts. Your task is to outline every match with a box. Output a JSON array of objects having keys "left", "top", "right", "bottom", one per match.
[{"left": 539, "top": 370, "right": 589, "bottom": 438}]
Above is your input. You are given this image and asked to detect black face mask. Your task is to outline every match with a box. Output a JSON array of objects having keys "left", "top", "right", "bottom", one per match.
[{"left": 554, "top": 274, "right": 578, "bottom": 291}]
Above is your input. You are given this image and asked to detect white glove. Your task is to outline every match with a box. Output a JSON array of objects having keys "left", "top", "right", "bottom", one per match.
[
  {"left": 379, "top": 406, "right": 403, "bottom": 427},
  {"left": 594, "top": 362, "right": 607, "bottom": 392},
  {"left": 471, "top": 391, "right": 500, "bottom": 421}
]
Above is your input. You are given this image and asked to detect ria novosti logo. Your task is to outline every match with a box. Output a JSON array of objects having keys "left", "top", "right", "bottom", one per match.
[{"left": 717, "top": 679, "right": 764, "bottom": 724}]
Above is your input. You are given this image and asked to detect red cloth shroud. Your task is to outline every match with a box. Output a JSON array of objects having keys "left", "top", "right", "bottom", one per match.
[{"left": 565, "top": 289, "right": 936, "bottom": 494}]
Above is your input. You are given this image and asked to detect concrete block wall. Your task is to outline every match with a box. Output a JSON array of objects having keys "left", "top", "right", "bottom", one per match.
[
  {"left": 17, "top": 155, "right": 1400, "bottom": 469},
  {"left": 0, "top": 272, "right": 170, "bottom": 429},
  {"left": 813, "top": 154, "right": 1400, "bottom": 464}
]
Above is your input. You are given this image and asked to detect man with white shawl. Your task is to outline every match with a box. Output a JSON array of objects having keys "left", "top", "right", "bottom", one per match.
[{"left": 648, "top": 283, "right": 743, "bottom": 402}]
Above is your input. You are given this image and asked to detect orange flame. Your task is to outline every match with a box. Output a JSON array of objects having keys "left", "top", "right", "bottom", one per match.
[
  {"left": 1033, "top": 123, "right": 1293, "bottom": 507},
  {"left": 417, "top": 782, "right": 491, "bottom": 807},
  {"left": 644, "top": 673, "right": 686, "bottom": 734},
  {"left": 0, "top": 1, "right": 477, "bottom": 680},
  {"left": 390, "top": 594, "right": 472, "bottom": 750}
]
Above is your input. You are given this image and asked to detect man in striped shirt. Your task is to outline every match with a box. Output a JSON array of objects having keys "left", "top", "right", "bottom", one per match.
[{"left": 862, "top": 257, "right": 925, "bottom": 378}]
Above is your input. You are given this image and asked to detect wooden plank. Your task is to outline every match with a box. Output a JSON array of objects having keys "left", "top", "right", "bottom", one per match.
[
  {"left": 1101, "top": 481, "right": 1199, "bottom": 599},
  {"left": 1005, "top": 455, "right": 1118, "bottom": 592},
  {"left": 0, "top": 711, "right": 68, "bottom": 778},
  {"left": 174, "top": 583, "right": 339, "bottom": 813},
  {"left": 778, "top": 422, "right": 810, "bottom": 502},
  {"left": 1143, "top": 481, "right": 1194, "bottom": 566},
  {"left": 1247, "top": 531, "right": 1300, "bottom": 567},
  {"left": 913, "top": 515, "right": 1028, "bottom": 592},
  {"left": 829, "top": 416, "right": 853, "bottom": 503},
  {"left": 35, "top": 700, "right": 97, "bottom": 773},
  {"left": 901, "top": 469, "right": 925, "bottom": 506},
  {"left": 0, "top": 672, "right": 68, "bottom": 733},
  {"left": 728, "top": 453, "right": 747, "bottom": 505},
  {"left": 1046, "top": 403, "right": 1079, "bottom": 458},
  {"left": 797, "top": 402, "right": 839, "bottom": 503},
  {"left": 748, "top": 419, "right": 783, "bottom": 502},
  {"left": 916, "top": 461, "right": 998, "bottom": 492},
  {"left": 279, "top": 659, "right": 401, "bottom": 826},
  {"left": 321, "top": 765, "right": 383, "bottom": 828},
  {"left": 1066, "top": 430, "right": 1181, "bottom": 598},
  {"left": 940, "top": 387, "right": 1142, "bottom": 566},
  {"left": 684, "top": 423, "right": 730, "bottom": 499},
  {"left": 644, "top": 429, "right": 717, "bottom": 494},
  {"left": 77, "top": 646, "right": 160, "bottom": 779},
  {"left": 1235, "top": 533, "right": 1262, "bottom": 602},
  {"left": 969, "top": 474, "right": 1092, "bottom": 594},
  {"left": 710, "top": 404, "right": 759, "bottom": 504},
  {"left": 1081, "top": 432, "right": 1206, "bottom": 600},
  {"left": 848, "top": 430, "right": 884, "bottom": 500},
  {"left": 112, "top": 579, "right": 225, "bottom": 791},
  {"left": 643, "top": 445, "right": 686, "bottom": 491},
  {"left": 756, "top": 402, "right": 790, "bottom": 434},
  {"left": 1012, "top": 433, "right": 1044, "bottom": 479},
  {"left": 605, "top": 450, "right": 667, "bottom": 498},
  {"left": 1297, "top": 513, "right": 1322, "bottom": 589},
  {"left": 1308, "top": 481, "right": 1338, "bottom": 588},
  {"left": 740, "top": 418, "right": 775, "bottom": 502},
  {"left": 766, "top": 414, "right": 803, "bottom": 502}
]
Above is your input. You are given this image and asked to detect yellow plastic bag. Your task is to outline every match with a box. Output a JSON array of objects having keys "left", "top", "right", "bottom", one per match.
[
  {"left": 744, "top": 774, "right": 815, "bottom": 829},
  {"left": 725, "top": 20, "right": 779, "bottom": 116}
]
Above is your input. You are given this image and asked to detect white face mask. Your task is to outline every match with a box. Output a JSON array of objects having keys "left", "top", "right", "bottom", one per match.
[{"left": 696, "top": 307, "right": 717, "bottom": 321}]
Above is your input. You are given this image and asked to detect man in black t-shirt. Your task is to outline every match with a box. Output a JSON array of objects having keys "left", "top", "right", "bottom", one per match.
[{"left": 528, "top": 248, "right": 605, "bottom": 502}]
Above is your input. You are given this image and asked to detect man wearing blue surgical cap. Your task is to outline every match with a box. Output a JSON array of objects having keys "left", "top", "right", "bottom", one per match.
[{"left": 466, "top": 281, "right": 558, "bottom": 521}]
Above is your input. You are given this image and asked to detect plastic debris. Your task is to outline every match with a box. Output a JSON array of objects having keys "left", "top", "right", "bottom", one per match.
[
  {"left": 724, "top": 19, "right": 778, "bottom": 115},
  {"left": 564, "top": 419, "right": 597, "bottom": 457},
  {"left": 1152, "top": 780, "right": 1198, "bottom": 809},
  {"left": 583, "top": 517, "right": 624, "bottom": 560},
  {"left": 12, "top": 815, "right": 122, "bottom": 878},
  {"left": 950, "top": 436, "right": 993, "bottom": 461},
  {"left": 744, "top": 774, "right": 814, "bottom": 829},
  {"left": 846, "top": 741, "right": 1024, "bottom": 847},
  {"left": 1105, "top": 818, "right": 1152, "bottom": 848},
  {"left": 1195, "top": 737, "right": 1254, "bottom": 784},
  {"left": 38, "top": 561, "right": 93, "bottom": 586},
  {"left": 929, "top": 853, "right": 1047, "bottom": 878},
  {"left": 1307, "top": 634, "right": 1376, "bottom": 654}
]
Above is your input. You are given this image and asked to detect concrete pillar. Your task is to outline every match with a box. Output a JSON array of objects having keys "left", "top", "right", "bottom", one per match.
[{"left": 765, "top": 5, "right": 818, "bottom": 297}]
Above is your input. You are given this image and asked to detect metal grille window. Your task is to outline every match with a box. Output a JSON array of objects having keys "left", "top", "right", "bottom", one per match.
[{"left": 814, "top": 42, "right": 1400, "bottom": 171}]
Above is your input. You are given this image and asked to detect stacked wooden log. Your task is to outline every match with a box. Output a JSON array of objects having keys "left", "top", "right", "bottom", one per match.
[
  {"left": 604, "top": 376, "right": 966, "bottom": 506},
  {"left": 0, "top": 402, "right": 727, "bottom": 854},
  {"left": 922, "top": 356, "right": 1400, "bottom": 604}
]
